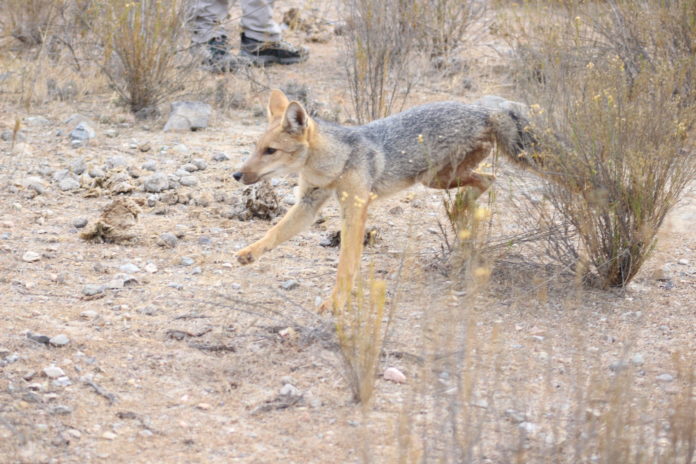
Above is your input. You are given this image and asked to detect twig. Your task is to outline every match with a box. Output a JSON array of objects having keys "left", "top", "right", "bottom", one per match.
[{"left": 84, "top": 379, "right": 117, "bottom": 404}]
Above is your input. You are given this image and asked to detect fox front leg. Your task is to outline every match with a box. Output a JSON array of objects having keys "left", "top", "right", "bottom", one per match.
[
  {"left": 319, "top": 187, "right": 371, "bottom": 314},
  {"left": 236, "top": 185, "right": 330, "bottom": 265}
]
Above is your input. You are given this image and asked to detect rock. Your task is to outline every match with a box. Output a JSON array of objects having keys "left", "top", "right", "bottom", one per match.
[
  {"left": 120, "top": 263, "right": 140, "bottom": 273},
  {"left": 138, "top": 142, "right": 151, "bottom": 152},
  {"left": 145, "top": 263, "right": 158, "bottom": 273},
  {"left": 43, "top": 365, "right": 65, "bottom": 378},
  {"left": 505, "top": 409, "right": 526, "bottom": 424},
  {"left": 142, "top": 160, "right": 157, "bottom": 171},
  {"left": 73, "top": 218, "right": 88, "bottom": 228},
  {"left": 58, "top": 177, "right": 80, "bottom": 191},
  {"left": 609, "top": 360, "right": 628, "bottom": 372},
  {"left": 519, "top": 422, "right": 538, "bottom": 434},
  {"left": 657, "top": 373, "right": 674, "bottom": 382},
  {"left": 158, "top": 233, "right": 178, "bottom": 248},
  {"left": 631, "top": 353, "right": 645, "bottom": 366},
  {"left": 102, "top": 431, "right": 117, "bottom": 440},
  {"left": 82, "top": 284, "right": 105, "bottom": 297},
  {"left": 389, "top": 206, "right": 404, "bottom": 216},
  {"left": 23, "top": 176, "right": 46, "bottom": 195},
  {"left": 143, "top": 172, "right": 171, "bottom": 193},
  {"left": 80, "top": 310, "right": 98, "bottom": 319},
  {"left": 163, "top": 101, "right": 212, "bottom": 132},
  {"left": 280, "top": 280, "right": 299, "bottom": 290},
  {"left": 49, "top": 334, "right": 70, "bottom": 346},
  {"left": 105, "top": 155, "right": 128, "bottom": 170},
  {"left": 181, "top": 257, "right": 194, "bottom": 266},
  {"left": 88, "top": 169, "right": 106, "bottom": 182},
  {"left": 27, "top": 333, "right": 50, "bottom": 345},
  {"left": 70, "top": 158, "right": 86, "bottom": 175},
  {"left": 104, "top": 129, "right": 118, "bottom": 138},
  {"left": 212, "top": 152, "right": 230, "bottom": 161},
  {"left": 25, "top": 116, "right": 50, "bottom": 126},
  {"left": 22, "top": 251, "right": 41, "bottom": 262},
  {"left": 279, "top": 383, "right": 302, "bottom": 397},
  {"left": 192, "top": 158, "right": 207, "bottom": 170},
  {"left": 50, "top": 405, "right": 72, "bottom": 415},
  {"left": 137, "top": 306, "right": 157, "bottom": 316},
  {"left": 196, "top": 402, "right": 212, "bottom": 410},
  {"left": 198, "top": 236, "right": 212, "bottom": 245},
  {"left": 383, "top": 367, "right": 406, "bottom": 383},
  {"left": 180, "top": 175, "right": 198, "bottom": 187},
  {"left": 181, "top": 163, "right": 198, "bottom": 172},
  {"left": 69, "top": 122, "right": 96, "bottom": 141},
  {"left": 677, "top": 258, "right": 689, "bottom": 266},
  {"left": 1, "top": 129, "right": 26, "bottom": 142}
]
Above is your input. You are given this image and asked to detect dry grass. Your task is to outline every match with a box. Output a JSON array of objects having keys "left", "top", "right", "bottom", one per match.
[{"left": 504, "top": 0, "right": 696, "bottom": 288}]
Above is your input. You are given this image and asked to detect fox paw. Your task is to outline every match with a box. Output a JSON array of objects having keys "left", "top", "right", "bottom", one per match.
[{"left": 236, "top": 248, "right": 256, "bottom": 265}]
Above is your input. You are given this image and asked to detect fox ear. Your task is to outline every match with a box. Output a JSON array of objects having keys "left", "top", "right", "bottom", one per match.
[
  {"left": 267, "top": 89, "right": 290, "bottom": 122},
  {"left": 282, "top": 102, "right": 308, "bottom": 135}
]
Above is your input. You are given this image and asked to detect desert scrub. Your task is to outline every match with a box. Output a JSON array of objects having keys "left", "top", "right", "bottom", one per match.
[
  {"left": 87, "top": 0, "right": 191, "bottom": 115},
  {"left": 506, "top": 0, "right": 696, "bottom": 288}
]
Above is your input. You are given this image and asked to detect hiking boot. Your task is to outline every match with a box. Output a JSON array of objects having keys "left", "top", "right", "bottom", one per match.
[
  {"left": 204, "top": 36, "right": 251, "bottom": 73},
  {"left": 239, "top": 33, "right": 309, "bottom": 66}
]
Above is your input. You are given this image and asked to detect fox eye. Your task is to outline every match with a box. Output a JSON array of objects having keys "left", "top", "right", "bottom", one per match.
[{"left": 263, "top": 147, "right": 277, "bottom": 155}]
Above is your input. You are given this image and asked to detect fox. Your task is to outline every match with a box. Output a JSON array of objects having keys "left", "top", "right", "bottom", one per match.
[{"left": 233, "top": 89, "right": 540, "bottom": 313}]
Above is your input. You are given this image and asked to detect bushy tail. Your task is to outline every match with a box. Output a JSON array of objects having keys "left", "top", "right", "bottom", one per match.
[{"left": 476, "top": 96, "right": 542, "bottom": 170}]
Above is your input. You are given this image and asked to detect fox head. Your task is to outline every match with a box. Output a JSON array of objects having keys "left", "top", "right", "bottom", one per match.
[{"left": 233, "top": 89, "right": 314, "bottom": 185}]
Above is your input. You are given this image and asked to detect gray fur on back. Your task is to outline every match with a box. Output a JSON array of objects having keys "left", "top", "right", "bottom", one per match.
[{"left": 316, "top": 101, "right": 496, "bottom": 195}]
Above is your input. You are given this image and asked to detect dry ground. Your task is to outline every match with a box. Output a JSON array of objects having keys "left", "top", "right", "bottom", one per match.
[{"left": 1, "top": 4, "right": 695, "bottom": 464}]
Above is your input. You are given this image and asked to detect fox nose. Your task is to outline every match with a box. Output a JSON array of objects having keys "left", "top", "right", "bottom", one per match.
[{"left": 233, "top": 172, "right": 243, "bottom": 182}]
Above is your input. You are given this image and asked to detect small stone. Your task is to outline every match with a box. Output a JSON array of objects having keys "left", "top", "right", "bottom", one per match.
[
  {"left": 279, "top": 384, "right": 302, "bottom": 397},
  {"left": 138, "top": 142, "right": 151, "bottom": 152},
  {"left": 25, "top": 115, "right": 51, "bottom": 126},
  {"left": 102, "top": 431, "right": 117, "bottom": 440},
  {"left": 120, "top": 263, "right": 141, "bottom": 273},
  {"left": 43, "top": 365, "right": 65, "bottom": 378},
  {"left": 143, "top": 173, "right": 171, "bottom": 193},
  {"left": 144, "top": 263, "right": 158, "bottom": 273},
  {"left": 677, "top": 258, "right": 689, "bottom": 266},
  {"left": 50, "top": 405, "right": 72, "bottom": 415},
  {"left": 89, "top": 167, "right": 106, "bottom": 178},
  {"left": 23, "top": 176, "right": 46, "bottom": 194},
  {"left": 137, "top": 306, "right": 157, "bottom": 316},
  {"left": 104, "top": 129, "right": 118, "bottom": 138},
  {"left": 105, "top": 155, "right": 128, "bottom": 170},
  {"left": 168, "top": 282, "right": 183, "bottom": 290},
  {"left": 163, "top": 101, "right": 212, "bottom": 132},
  {"left": 196, "top": 403, "right": 212, "bottom": 410},
  {"left": 212, "top": 152, "right": 230, "bottom": 161},
  {"left": 80, "top": 310, "right": 98, "bottom": 319},
  {"left": 181, "top": 257, "right": 194, "bottom": 266},
  {"left": 22, "top": 251, "right": 41, "bottom": 262},
  {"left": 180, "top": 175, "right": 198, "bottom": 187},
  {"left": 383, "top": 367, "right": 406, "bottom": 383},
  {"left": 657, "top": 373, "right": 674, "bottom": 383},
  {"left": 70, "top": 158, "right": 86, "bottom": 175},
  {"left": 172, "top": 144, "right": 189, "bottom": 155},
  {"left": 73, "top": 218, "right": 88, "bottom": 228},
  {"left": 505, "top": 409, "right": 526, "bottom": 424},
  {"left": 192, "top": 158, "right": 207, "bottom": 170},
  {"left": 191, "top": 267, "right": 202, "bottom": 275},
  {"left": 609, "top": 360, "right": 628, "bottom": 372},
  {"left": 49, "top": 334, "right": 70, "bottom": 347},
  {"left": 52, "top": 376, "right": 72, "bottom": 387},
  {"left": 631, "top": 353, "right": 645, "bottom": 366},
  {"left": 519, "top": 422, "right": 538, "bottom": 434},
  {"left": 82, "top": 284, "right": 105, "bottom": 296},
  {"left": 181, "top": 163, "right": 198, "bottom": 172},
  {"left": 158, "top": 233, "right": 178, "bottom": 248},
  {"left": 69, "top": 122, "right": 96, "bottom": 141},
  {"left": 27, "top": 333, "right": 50, "bottom": 345},
  {"left": 66, "top": 429, "right": 81, "bottom": 439},
  {"left": 280, "top": 280, "right": 299, "bottom": 291},
  {"left": 142, "top": 160, "right": 157, "bottom": 171},
  {"left": 198, "top": 236, "right": 212, "bottom": 245},
  {"left": 58, "top": 177, "right": 80, "bottom": 191},
  {"left": 139, "top": 430, "right": 153, "bottom": 438}
]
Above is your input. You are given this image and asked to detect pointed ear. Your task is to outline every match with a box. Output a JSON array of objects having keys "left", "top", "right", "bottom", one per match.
[
  {"left": 282, "top": 101, "right": 309, "bottom": 135},
  {"left": 267, "top": 89, "right": 290, "bottom": 122}
]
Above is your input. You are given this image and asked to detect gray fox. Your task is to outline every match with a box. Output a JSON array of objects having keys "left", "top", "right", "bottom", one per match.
[{"left": 233, "top": 90, "right": 540, "bottom": 312}]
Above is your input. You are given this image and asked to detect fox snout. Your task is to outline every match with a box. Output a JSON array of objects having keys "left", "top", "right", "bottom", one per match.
[{"left": 232, "top": 171, "right": 260, "bottom": 184}]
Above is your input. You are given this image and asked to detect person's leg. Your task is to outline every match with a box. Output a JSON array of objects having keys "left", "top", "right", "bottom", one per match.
[
  {"left": 188, "top": 0, "right": 230, "bottom": 44},
  {"left": 239, "top": 0, "right": 308, "bottom": 65},
  {"left": 240, "top": 0, "right": 281, "bottom": 42}
]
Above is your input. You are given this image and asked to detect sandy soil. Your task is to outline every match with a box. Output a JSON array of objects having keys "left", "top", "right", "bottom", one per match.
[{"left": 1, "top": 4, "right": 695, "bottom": 464}]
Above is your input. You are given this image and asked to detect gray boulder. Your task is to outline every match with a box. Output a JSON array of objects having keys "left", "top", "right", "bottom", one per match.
[{"left": 163, "top": 101, "right": 212, "bottom": 132}]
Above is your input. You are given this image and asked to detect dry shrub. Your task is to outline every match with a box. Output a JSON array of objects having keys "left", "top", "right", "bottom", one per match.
[
  {"left": 2, "top": 0, "right": 68, "bottom": 47},
  {"left": 87, "top": 0, "right": 192, "bottom": 114},
  {"left": 335, "top": 272, "right": 387, "bottom": 404},
  {"left": 418, "top": 0, "right": 485, "bottom": 61},
  {"left": 342, "top": 0, "right": 427, "bottom": 123},
  {"left": 507, "top": 0, "right": 696, "bottom": 288}
]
